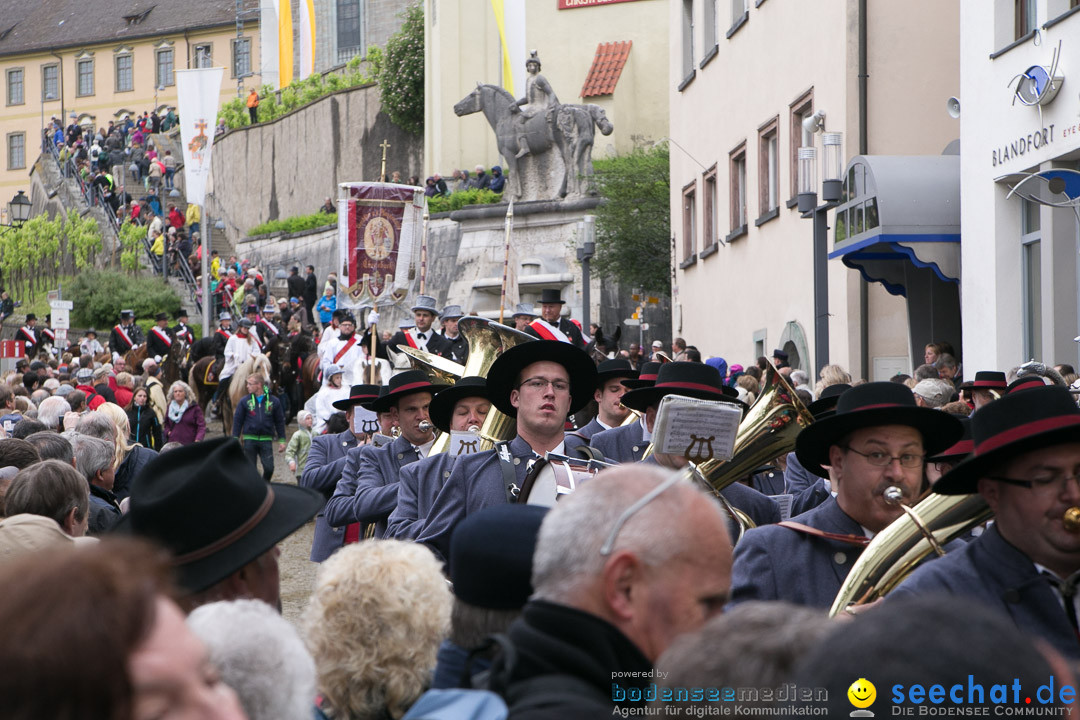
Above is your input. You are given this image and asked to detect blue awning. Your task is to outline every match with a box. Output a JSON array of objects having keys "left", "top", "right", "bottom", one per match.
[{"left": 828, "top": 155, "right": 960, "bottom": 298}]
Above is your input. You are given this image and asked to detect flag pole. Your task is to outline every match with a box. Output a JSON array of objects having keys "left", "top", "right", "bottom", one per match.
[
  {"left": 499, "top": 200, "right": 514, "bottom": 325},
  {"left": 419, "top": 198, "right": 430, "bottom": 295}
]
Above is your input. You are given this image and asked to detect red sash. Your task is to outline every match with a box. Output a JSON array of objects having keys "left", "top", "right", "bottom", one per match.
[
  {"left": 216, "top": 329, "right": 232, "bottom": 341},
  {"left": 250, "top": 333, "right": 263, "bottom": 351},
  {"left": 150, "top": 327, "right": 172, "bottom": 347},
  {"left": 403, "top": 329, "right": 419, "bottom": 349},
  {"left": 259, "top": 318, "right": 279, "bottom": 336},
  {"left": 113, "top": 324, "right": 133, "bottom": 348},
  {"left": 333, "top": 335, "right": 358, "bottom": 364},
  {"left": 529, "top": 319, "right": 570, "bottom": 343},
  {"left": 17, "top": 328, "right": 36, "bottom": 344},
  {"left": 42, "top": 328, "right": 55, "bottom": 341}
]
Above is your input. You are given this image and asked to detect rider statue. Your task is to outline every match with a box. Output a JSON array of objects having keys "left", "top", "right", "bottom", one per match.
[{"left": 511, "top": 51, "right": 559, "bottom": 159}]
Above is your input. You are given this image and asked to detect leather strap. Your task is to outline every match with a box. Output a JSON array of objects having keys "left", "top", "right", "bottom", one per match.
[
  {"left": 777, "top": 520, "right": 870, "bottom": 547},
  {"left": 496, "top": 441, "right": 519, "bottom": 502}
]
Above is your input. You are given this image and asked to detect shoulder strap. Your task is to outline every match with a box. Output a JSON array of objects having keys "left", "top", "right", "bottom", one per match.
[
  {"left": 777, "top": 520, "right": 870, "bottom": 547},
  {"left": 495, "top": 441, "right": 519, "bottom": 502}
]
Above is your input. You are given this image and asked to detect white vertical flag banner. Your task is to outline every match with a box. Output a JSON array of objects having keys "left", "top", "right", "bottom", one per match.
[
  {"left": 299, "top": 0, "right": 316, "bottom": 80},
  {"left": 176, "top": 67, "right": 226, "bottom": 207},
  {"left": 260, "top": 0, "right": 280, "bottom": 90}
]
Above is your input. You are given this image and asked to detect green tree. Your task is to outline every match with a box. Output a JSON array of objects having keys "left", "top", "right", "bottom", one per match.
[
  {"left": 378, "top": 3, "right": 424, "bottom": 135},
  {"left": 591, "top": 143, "right": 671, "bottom": 294}
]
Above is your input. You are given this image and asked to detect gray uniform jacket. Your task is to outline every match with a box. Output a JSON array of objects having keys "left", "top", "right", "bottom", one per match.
[
  {"left": 889, "top": 523, "right": 1080, "bottom": 661},
  {"left": 386, "top": 452, "right": 456, "bottom": 540},
  {"left": 729, "top": 496, "right": 866, "bottom": 609},
  {"left": 299, "top": 430, "right": 359, "bottom": 562},
  {"left": 323, "top": 435, "right": 420, "bottom": 538},
  {"left": 589, "top": 422, "right": 648, "bottom": 464}
]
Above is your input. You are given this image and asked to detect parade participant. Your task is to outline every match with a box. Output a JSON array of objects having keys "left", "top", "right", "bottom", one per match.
[
  {"left": 439, "top": 305, "right": 468, "bottom": 365},
  {"left": 307, "top": 364, "right": 349, "bottom": 433},
  {"left": 172, "top": 309, "right": 195, "bottom": 345},
  {"left": 589, "top": 361, "right": 660, "bottom": 463},
  {"left": 242, "top": 305, "right": 266, "bottom": 351},
  {"left": 573, "top": 358, "right": 638, "bottom": 441},
  {"left": 319, "top": 313, "right": 364, "bottom": 387},
  {"left": 366, "top": 295, "right": 452, "bottom": 359},
  {"left": 785, "top": 383, "right": 851, "bottom": 516},
  {"left": 772, "top": 348, "right": 790, "bottom": 369},
  {"left": 301, "top": 384, "right": 381, "bottom": 562},
  {"left": 210, "top": 311, "right": 233, "bottom": 359},
  {"left": 39, "top": 313, "right": 56, "bottom": 353},
  {"left": 889, "top": 385, "right": 1080, "bottom": 660},
  {"left": 523, "top": 289, "right": 585, "bottom": 348},
  {"left": 386, "top": 376, "right": 491, "bottom": 540},
  {"left": 258, "top": 303, "right": 281, "bottom": 339},
  {"left": 79, "top": 328, "right": 104, "bottom": 358},
  {"left": 119, "top": 437, "right": 323, "bottom": 610},
  {"left": 729, "top": 382, "right": 963, "bottom": 608},
  {"left": 316, "top": 309, "right": 344, "bottom": 362},
  {"left": 145, "top": 312, "right": 173, "bottom": 360},
  {"left": 324, "top": 371, "right": 445, "bottom": 539},
  {"left": 416, "top": 341, "right": 597, "bottom": 560},
  {"left": 109, "top": 309, "right": 143, "bottom": 358},
  {"left": 510, "top": 303, "right": 538, "bottom": 332},
  {"left": 232, "top": 372, "right": 286, "bottom": 480},
  {"left": 958, "top": 369, "right": 1008, "bottom": 410},
  {"left": 617, "top": 362, "right": 779, "bottom": 530},
  {"left": 17, "top": 313, "right": 39, "bottom": 358},
  {"left": 488, "top": 465, "right": 733, "bottom": 715},
  {"left": 213, "top": 318, "right": 261, "bottom": 413}
]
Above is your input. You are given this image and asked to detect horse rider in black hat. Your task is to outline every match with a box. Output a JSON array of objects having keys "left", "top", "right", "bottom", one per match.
[
  {"left": 890, "top": 385, "right": 1080, "bottom": 661},
  {"left": 523, "top": 288, "right": 586, "bottom": 349},
  {"left": 110, "top": 309, "right": 144, "bottom": 358},
  {"left": 324, "top": 370, "right": 446, "bottom": 539},
  {"left": 729, "top": 382, "right": 963, "bottom": 609},
  {"left": 360, "top": 295, "right": 452, "bottom": 361},
  {"left": 416, "top": 340, "right": 598, "bottom": 562},
  {"left": 116, "top": 437, "right": 323, "bottom": 611},
  {"left": 172, "top": 309, "right": 195, "bottom": 345},
  {"left": 386, "top": 376, "right": 492, "bottom": 540},
  {"left": 16, "top": 313, "right": 39, "bottom": 359},
  {"left": 146, "top": 312, "right": 173, "bottom": 361},
  {"left": 301, "top": 384, "right": 381, "bottom": 562}
]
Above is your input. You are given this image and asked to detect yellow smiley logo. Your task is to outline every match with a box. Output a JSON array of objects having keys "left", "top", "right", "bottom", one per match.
[{"left": 848, "top": 678, "right": 876, "bottom": 709}]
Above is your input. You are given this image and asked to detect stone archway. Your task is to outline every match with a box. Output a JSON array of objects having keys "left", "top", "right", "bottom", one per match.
[{"left": 778, "top": 321, "right": 810, "bottom": 372}]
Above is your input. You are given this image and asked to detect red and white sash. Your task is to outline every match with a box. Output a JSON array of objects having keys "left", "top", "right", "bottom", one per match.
[
  {"left": 150, "top": 327, "right": 172, "bottom": 347},
  {"left": 41, "top": 327, "right": 55, "bottom": 342},
  {"left": 216, "top": 329, "right": 233, "bottom": 341},
  {"left": 334, "top": 335, "right": 358, "bottom": 364},
  {"left": 249, "top": 332, "right": 263, "bottom": 351},
  {"left": 17, "top": 327, "right": 36, "bottom": 345},
  {"left": 403, "top": 329, "right": 420, "bottom": 349},
  {"left": 529, "top": 319, "right": 571, "bottom": 343},
  {"left": 258, "top": 318, "right": 279, "bottom": 336},
  {"left": 113, "top": 324, "right": 133, "bottom": 348}
]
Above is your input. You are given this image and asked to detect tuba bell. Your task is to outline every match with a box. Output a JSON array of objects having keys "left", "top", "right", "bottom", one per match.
[{"left": 396, "top": 345, "right": 465, "bottom": 386}]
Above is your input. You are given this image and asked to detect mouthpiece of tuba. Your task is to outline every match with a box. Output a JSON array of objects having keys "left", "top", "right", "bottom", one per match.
[
  {"left": 418, "top": 421, "right": 434, "bottom": 432},
  {"left": 883, "top": 486, "right": 904, "bottom": 506},
  {"left": 1064, "top": 507, "right": 1080, "bottom": 532}
]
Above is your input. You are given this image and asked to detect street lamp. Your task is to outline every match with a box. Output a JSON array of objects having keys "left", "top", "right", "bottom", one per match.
[
  {"left": 8, "top": 191, "right": 31, "bottom": 227},
  {"left": 576, "top": 215, "right": 596, "bottom": 330},
  {"left": 797, "top": 113, "right": 843, "bottom": 377}
]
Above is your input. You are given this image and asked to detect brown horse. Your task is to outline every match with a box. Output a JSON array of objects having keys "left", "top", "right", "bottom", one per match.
[{"left": 188, "top": 356, "right": 220, "bottom": 423}]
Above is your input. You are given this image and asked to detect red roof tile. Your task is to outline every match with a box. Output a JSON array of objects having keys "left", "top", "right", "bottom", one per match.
[{"left": 580, "top": 40, "right": 632, "bottom": 98}]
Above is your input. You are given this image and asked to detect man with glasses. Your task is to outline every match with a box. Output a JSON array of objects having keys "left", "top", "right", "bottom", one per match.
[
  {"left": 488, "top": 464, "right": 733, "bottom": 716},
  {"left": 890, "top": 385, "right": 1080, "bottom": 660},
  {"left": 729, "top": 383, "right": 963, "bottom": 608},
  {"left": 416, "top": 341, "right": 597, "bottom": 562}
]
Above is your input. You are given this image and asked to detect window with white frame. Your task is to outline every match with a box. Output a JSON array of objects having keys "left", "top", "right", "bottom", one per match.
[
  {"left": 337, "top": 0, "right": 364, "bottom": 64},
  {"left": 42, "top": 64, "right": 58, "bottom": 101},
  {"left": 681, "top": 0, "right": 694, "bottom": 81},
  {"left": 194, "top": 44, "right": 213, "bottom": 68},
  {"left": 731, "top": 0, "right": 747, "bottom": 26},
  {"left": 789, "top": 89, "right": 814, "bottom": 203},
  {"left": 730, "top": 142, "right": 747, "bottom": 232},
  {"left": 703, "top": 166, "right": 718, "bottom": 249},
  {"left": 116, "top": 52, "right": 133, "bottom": 92},
  {"left": 233, "top": 38, "right": 252, "bottom": 78},
  {"left": 77, "top": 58, "right": 94, "bottom": 97},
  {"left": 7, "top": 132, "right": 25, "bottom": 170},
  {"left": 6, "top": 68, "right": 23, "bottom": 105},
  {"left": 156, "top": 47, "right": 175, "bottom": 87},
  {"left": 704, "top": 0, "right": 718, "bottom": 51},
  {"left": 758, "top": 118, "right": 779, "bottom": 218},
  {"left": 683, "top": 182, "right": 697, "bottom": 260}
]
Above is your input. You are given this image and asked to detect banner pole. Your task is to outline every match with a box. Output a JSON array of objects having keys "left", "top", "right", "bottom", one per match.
[
  {"left": 499, "top": 200, "right": 514, "bottom": 325},
  {"left": 419, "top": 199, "right": 429, "bottom": 295}
]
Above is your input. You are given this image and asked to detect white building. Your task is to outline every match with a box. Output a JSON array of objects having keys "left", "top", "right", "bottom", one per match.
[
  {"left": 669, "top": 0, "right": 961, "bottom": 380},
  {"left": 959, "top": 0, "right": 1080, "bottom": 372}
]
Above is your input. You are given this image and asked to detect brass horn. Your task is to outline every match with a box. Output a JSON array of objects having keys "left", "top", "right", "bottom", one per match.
[
  {"left": 397, "top": 345, "right": 465, "bottom": 386},
  {"left": 829, "top": 492, "right": 992, "bottom": 617}
]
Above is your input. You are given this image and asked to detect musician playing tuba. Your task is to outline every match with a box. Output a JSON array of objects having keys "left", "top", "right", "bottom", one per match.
[
  {"left": 888, "top": 385, "right": 1080, "bottom": 661},
  {"left": 728, "top": 382, "right": 963, "bottom": 609}
]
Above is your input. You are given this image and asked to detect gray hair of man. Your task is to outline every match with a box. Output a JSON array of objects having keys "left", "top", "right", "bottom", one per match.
[
  {"left": 531, "top": 464, "right": 726, "bottom": 602},
  {"left": 36, "top": 396, "right": 71, "bottom": 431},
  {"left": 656, "top": 602, "right": 834, "bottom": 703},
  {"left": 24, "top": 431, "right": 74, "bottom": 465},
  {"left": 74, "top": 413, "right": 116, "bottom": 444},
  {"left": 187, "top": 599, "right": 317, "bottom": 720},
  {"left": 65, "top": 432, "right": 114, "bottom": 483},
  {"left": 4, "top": 460, "right": 89, "bottom": 533},
  {"left": 789, "top": 369, "right": 810, "bottom": 388}
]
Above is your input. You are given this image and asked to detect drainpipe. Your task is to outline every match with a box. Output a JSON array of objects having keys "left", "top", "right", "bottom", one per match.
[
  {"left": 51, "top": 51, "right": 65, "bottom": 125},
  {"left": 858, "top": 0, "right": 870, "bottom": 381},
  {"left": 184, "top": 29, "right": 191, "bottom": 68}
]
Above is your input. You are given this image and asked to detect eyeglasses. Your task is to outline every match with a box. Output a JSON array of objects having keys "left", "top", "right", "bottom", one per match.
[
  {"left": 600, "top": 472, "right": 684, "bottom": 556},
  {"left": 517, "top": 377, "right": 570, "bottom": 394},
  {"left": 988, "top": 473, "right": 1080, "bottom": 494},
  {"left": 843, "top": 446, "right": 925, "bottom": 468}
]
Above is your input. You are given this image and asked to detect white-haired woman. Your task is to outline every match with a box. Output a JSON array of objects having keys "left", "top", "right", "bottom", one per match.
[
  {"left": 163, "top": 380, "right": 205, "bottom": 445},
  {"left": 303, "top": 541, "right": 452, "bottom": 720}
]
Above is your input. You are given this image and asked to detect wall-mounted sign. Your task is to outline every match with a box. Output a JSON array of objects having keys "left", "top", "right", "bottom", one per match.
[
  {"left": 991, "top": 124, "right": 1056, "bottom": 167},
  {"left": 1009, "top": 40, "right": 1064, "bottom": 107},
  {"left": 558, "top": 0, "right": 647, "bottom": 8}
]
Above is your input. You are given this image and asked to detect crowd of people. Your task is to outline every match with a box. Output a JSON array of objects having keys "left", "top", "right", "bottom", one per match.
[{"left": 2, "top": 278, "right": 1080, "bottom": 718}]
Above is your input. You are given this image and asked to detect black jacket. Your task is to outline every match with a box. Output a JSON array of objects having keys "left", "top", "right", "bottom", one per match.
[
  {"left": 303, "top": 273, "right": 318, "bottom": 308},
  {"left": 489, "top": 600, "right": 652, "bottom": 719},
  {"left": 88, "top": 484, "right": 122, "bottom": 535},
  {"left": 128, "top": 405, "right": 162, "bottom": 453},
  {"left": 287, "top": 273, "right": 305, "bottom": 301}
]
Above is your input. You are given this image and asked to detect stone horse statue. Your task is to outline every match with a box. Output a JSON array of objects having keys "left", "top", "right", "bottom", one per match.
[{"left": 454, "top": 83, "right": 613, "bottom": 201}]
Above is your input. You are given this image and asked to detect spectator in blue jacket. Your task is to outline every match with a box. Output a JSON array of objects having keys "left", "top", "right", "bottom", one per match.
[
  {"left": 488, "top": 165, "right": 506, "bottom": 193},
  {"left": 316, "top": 283, "right": 337, "bottom": 329},
  {"left": 232, "top": 372, "right": 286, "bottom": 480}
]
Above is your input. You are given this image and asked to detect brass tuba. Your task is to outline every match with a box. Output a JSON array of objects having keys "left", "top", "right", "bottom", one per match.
[
  {"left": 397, "top": 345, "right": 465, "bottom": 386},
  {"left": 828, "top": 492, "right": 992, "bottom": 617}
]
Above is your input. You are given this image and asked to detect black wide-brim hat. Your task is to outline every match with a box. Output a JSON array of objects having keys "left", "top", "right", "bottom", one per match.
[
  {"left": 621, "top": 361, "right": 740, "bottom": 414},
  {"left": 332, "top": 383, "right": 382, "bottom": 411},
  {"left": 806, "top": 383, "right": 852, "bottom": 419},
  {"left": 622, "top": 361, "right": 661, "bottom": 389},
  {"left": 596, "top": 358, "right": 638, "bottom": 385},
  {"left": 430, "top": 376, "right": 490, "bottom": 433},
  {"left": 371, "top": 369, "right": 447, "bottom": 413},
  {"left": 487, "top": 341, "right": 597, "bottom": 417},
  {"left": 959, "top": 370, "right": 1008, "bottom": 392},
  {"left": 449, "top": 504, "right": 548, "bottom": 608},
  {"left": 927, "top": 417, "right": 973, "bottom": 464},
  {"left": 795, "top": 382, "right": 964, "bottom": 477},
  {"left": 113, "top": 437, "right": 324, "bottom": 593},
  {"left": 935, "top": 385, "right": 1080, "bottom": 495}
]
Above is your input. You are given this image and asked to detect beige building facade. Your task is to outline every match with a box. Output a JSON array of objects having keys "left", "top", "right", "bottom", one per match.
[
  {"left": 0, "top": 1, "right": 260, "bottom": 201},
  {"left": 669, "top": 0, "right": 961, "bottom": 380},
  {"left": 424, "top": 0, "right": 669, "bottom": 177}
]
